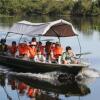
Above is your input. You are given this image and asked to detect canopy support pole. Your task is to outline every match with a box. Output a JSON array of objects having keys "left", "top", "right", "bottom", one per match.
[
  {"left": 4, "top": 32, "right": 9, "bottom": 40},
  {"left": 77, "top": 36, "right": 82, "bottom": 58},
  {"left": 18, "top": 34, "right": 23, "bottom": 44},
  {"left": 58, "top": 36, "right": 61, "bottom": 43},
  {"left": 39, "top": 35, "right": 41, "bottom": 41},
  {"left": 51, "top": 28, "right": 61, "bottom": 43}
]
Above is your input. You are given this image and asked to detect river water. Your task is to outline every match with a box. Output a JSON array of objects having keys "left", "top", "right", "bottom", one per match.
[{"left": 0, "top": 16, "right": 100, "bottom": 100}]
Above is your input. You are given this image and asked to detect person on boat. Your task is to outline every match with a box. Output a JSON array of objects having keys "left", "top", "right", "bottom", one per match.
[
  {"left": 8, "top": 41, "right": 18, "bottom": 57},
  {"left": 34, "top": 49, "right": 46, "bottom": 63},
  {"left": 61, "top": 46, "right": 78, "bottom": 64},
  {"left": 46, "top": 42, "right": 56, "bottom": 63},
  {"left": 51, "top": 42, "right": 56, "bottom": 51},
  {"left": 18, "top": 42, "right": 30, "bottom": 60},
  {"left": 37, "top": 41, "right": 45, "bottom": 56},
  {"left": 45, "top": 41, "right": 52, "bottom": 62},
  {"left": 0, "top": 38, "right": 8, "bottom": 54},
  {"left": 53, "top": 42, "right": 63, "bottom": 64},
  {"left": 30, "top": 37, "right": 37, "bottom": 46},
  {"left": 28, "top": 42, "right": 37, "bottom": 59}
]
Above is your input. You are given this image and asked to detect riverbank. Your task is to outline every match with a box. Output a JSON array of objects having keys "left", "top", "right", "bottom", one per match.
[{"left": 0, "top": 0, "right": 100, "bottom": 17}]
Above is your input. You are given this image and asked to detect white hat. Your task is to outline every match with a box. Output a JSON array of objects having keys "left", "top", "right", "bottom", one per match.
[{"left": 30, "top": 42, "right": 37, "bottom": 45}]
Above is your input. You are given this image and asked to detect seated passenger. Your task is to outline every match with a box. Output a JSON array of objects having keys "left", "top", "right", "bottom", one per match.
[
  {"left": 0, "top": 38, "right": 8, "bottom": 54},
  {"left": 30, "top": 37, "right": 37, "bottom": 46},
  {"left": 53, "top": 42, "right": 63, "bottom": 64},
  {"left": 37, "top": 41, "right": 45, "bottom": 55},
  {"left": 51, "top": 42, "right": 56, "bottom": 51},
  {"left": 61, "top": 46, "right": 78, "bottom": 64},
  {"left": 47, "top": 42, "right": 56, "bottom": 63},
  {"left": 8, "top": 41, "right": 17, "bottom": 57},
  {"left": 34, "top": 50, "right": 46, "bottom": 63},
  {"left": 28, "top": 43, "right": 37, "bottom": 59},
  {"left": 18, "top": 43, "right": 30, "bottom": 60},
  {"left": 45, "top": 41, "right": 52, "bottom": 62},
  {"left": 48, "top": 50, "right": 56, "bottom": 63}
]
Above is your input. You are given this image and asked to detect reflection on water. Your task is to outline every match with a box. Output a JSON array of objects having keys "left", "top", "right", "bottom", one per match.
[
  {"left": 71, "top": 16, "right": 100, "bottom": 33},
  {"left": 0, "top": 71, "right": 92, "bottom": 100}
]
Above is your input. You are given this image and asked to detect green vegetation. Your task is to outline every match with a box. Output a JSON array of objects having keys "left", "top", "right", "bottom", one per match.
[
  {"left": 0, "top": 0, "right": 100, "bottom": 16},
  {"left": 71, "top": 0, "right": 100, "bottom": 16}
]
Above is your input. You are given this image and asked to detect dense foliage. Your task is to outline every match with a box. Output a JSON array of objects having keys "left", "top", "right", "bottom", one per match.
[
  {"left": 71, "top": 0, "right": 100, "bottom": 16},
  {"left": 0, "top": 0, "right": 100, "bottom": 16}
]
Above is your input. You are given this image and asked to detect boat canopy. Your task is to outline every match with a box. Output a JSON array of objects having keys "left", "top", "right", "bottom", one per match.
[{"left": 8, "top": 19, "right": 78, "bottom": 37}]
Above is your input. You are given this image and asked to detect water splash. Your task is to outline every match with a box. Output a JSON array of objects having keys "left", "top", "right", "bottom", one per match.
[{"left": 77, "top": 68, "right": 100, "bottom": 78}]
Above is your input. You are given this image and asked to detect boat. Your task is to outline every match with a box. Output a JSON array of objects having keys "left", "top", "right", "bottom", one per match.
[
  {"left": 0, "top": 54, "right": 88, "bottom": 75},
  {"left": 0, "top": 19, "right": 89, "bottom": 75}
]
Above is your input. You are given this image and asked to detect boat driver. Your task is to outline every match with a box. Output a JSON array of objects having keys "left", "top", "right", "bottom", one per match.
[{"left": 61, "top": 46, "right": 78, "bottom": 64}]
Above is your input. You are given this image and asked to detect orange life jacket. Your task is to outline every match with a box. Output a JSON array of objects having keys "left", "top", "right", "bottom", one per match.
[
  {"left": 27, "top": 88, "right": 34, "bottom": 97},
  {"left": 54, "top": 46, "right": 63, "bottom": 58},
  {"left": 27, "top": 88, "right": 39, "bottom": 97},
  {"left": 18, "top": 43, "right": 29, "bottom": 56},
  {"left": 28, "top": 46, "right": 37, "bottom": 58}
]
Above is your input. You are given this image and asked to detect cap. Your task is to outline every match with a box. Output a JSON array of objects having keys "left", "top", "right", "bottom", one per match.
[{"left": 30, "top": 42, "right": 37, "bottom": 46}]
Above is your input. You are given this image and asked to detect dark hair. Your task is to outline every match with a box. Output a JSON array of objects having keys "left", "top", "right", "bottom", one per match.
[
  {"left": 38, "top": 41, "right": 42, "bottom": 45},
  {"left": 12, "top": 41, "right": 16, "bottom": 45},
  {"left": 46, "top": 41, "right": 51, "bottom": 46},
  {"left": 0, "top": 38, "right": 6, "bottom": 44},
  {"left": 66, "top": 46, "right": 72, "bottom": 51},
  {"left": 32, "top": 37, "right": 36, "bottom": 41}
]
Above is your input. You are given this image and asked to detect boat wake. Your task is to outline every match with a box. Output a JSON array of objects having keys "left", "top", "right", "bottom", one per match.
[{"left": 77, "top": 68, "right": 100, "bottom": 78}]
